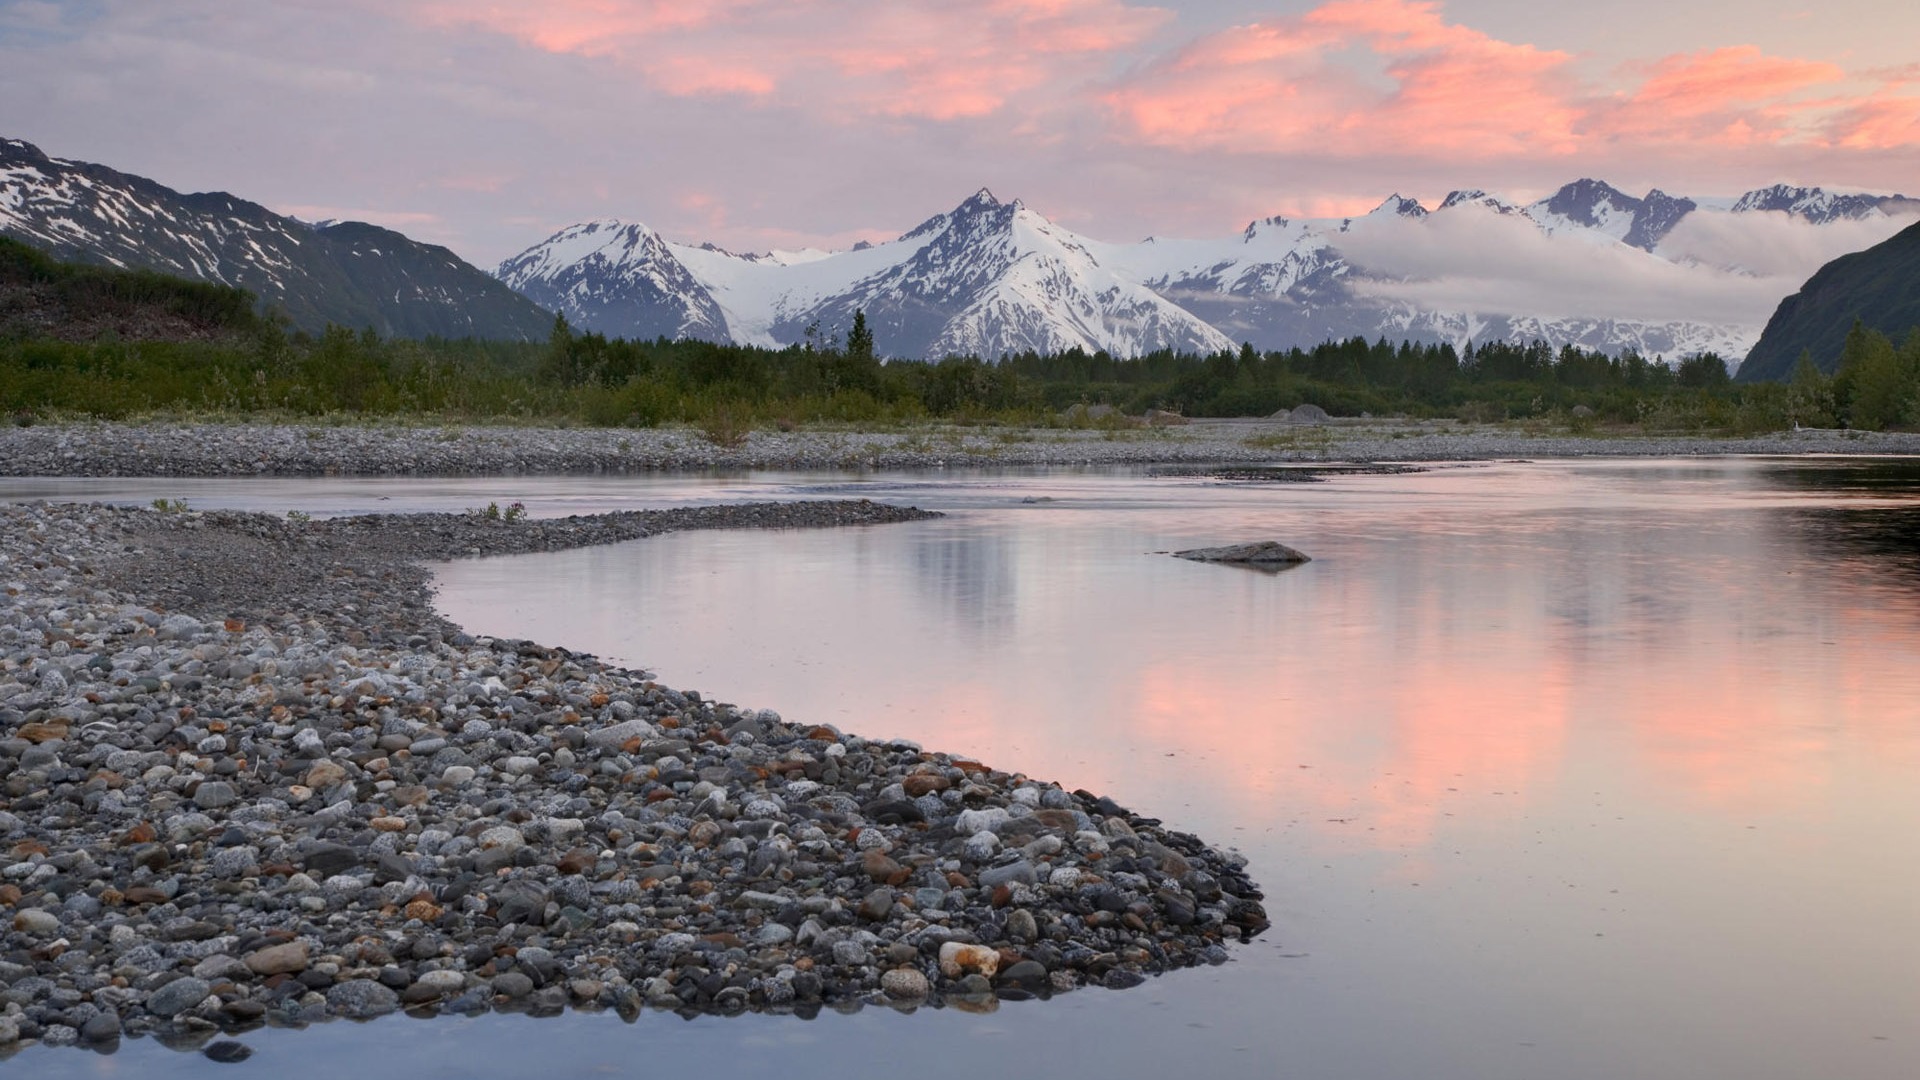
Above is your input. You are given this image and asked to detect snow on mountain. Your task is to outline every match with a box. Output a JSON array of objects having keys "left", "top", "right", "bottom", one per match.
[
  {"left": 500, "top": 189, "right": 1234, "bottom": 360},
  {"left": 0, "top": 136, "right": 553, "bottom": 339},
  {"left": 1730, "top": 185, "right": 1920, "bottom": 224},
  {"left": 495, "top": 220, "right": 729, "bottom": 342},
  {"left": 497, "top": 178, "right": 1920, "bottom": 365}
]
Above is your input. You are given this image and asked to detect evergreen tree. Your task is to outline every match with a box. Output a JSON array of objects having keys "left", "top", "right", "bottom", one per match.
[{"left": 846, "top": 309, "right": 875, "bottom": 364}]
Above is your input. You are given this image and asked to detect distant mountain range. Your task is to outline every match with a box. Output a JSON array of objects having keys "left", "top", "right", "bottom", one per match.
[
  {"left": 6, "top": 135, "right": 1917, "bottom": 370},
  {"left": 0, "top": 137, "right": 550, "bottom": 339},
  {"left": 500, "top": 181, "right": 1920, "bottom": 365},
  {"left": 1737, "top": 218, "right": 1920, "bottom": 381}
]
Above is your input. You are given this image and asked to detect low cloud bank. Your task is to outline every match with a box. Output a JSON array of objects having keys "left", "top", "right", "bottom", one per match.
[{"left": 1335, "top": 203, "right": 1917, "bottom": 330}]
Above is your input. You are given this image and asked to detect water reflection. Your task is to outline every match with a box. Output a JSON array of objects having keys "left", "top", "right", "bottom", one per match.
[
  {"left": 17, "top": 460, "right": 1920, "bottom": 1080},
  {"left": 423, "top": 459, "right": 1920, "bottom": 1080}
]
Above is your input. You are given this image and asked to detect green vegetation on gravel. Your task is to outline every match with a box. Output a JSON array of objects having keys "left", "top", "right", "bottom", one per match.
[{"left": 5, "top": 242, "right": 1918, "bottom": 433}]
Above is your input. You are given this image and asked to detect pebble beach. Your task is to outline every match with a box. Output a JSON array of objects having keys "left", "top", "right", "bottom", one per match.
[{"left": 0, "top": 495, "right": 1267, "bottom": 1055}]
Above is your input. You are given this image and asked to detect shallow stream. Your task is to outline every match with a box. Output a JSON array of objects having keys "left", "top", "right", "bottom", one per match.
[{"left": 9, "top": 458, "right": 1919, "bottom": 1079}]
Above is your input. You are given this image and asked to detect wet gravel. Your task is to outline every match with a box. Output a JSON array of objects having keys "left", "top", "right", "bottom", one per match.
[{"left": 0, "top": 498, "right": 1269, "bottom": 1055}]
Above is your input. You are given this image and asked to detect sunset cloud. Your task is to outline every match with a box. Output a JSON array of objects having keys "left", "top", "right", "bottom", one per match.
[
  {"left": 1, "top": 0, "right": 1915, "bottom": 263},
  {"left": 411, "top": 0, "right": 1171, "bottom": 120},
  {"left": 1103, "top": 0, "right": 1915, "bottom": 164}
]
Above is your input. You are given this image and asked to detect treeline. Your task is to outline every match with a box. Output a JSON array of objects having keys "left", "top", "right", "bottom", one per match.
[
  {"left": 4, "top": 274, "right": 1918, "bottom": 432},
  {"left": 0, "top": 236, "right": 257, "bottom": 335}
]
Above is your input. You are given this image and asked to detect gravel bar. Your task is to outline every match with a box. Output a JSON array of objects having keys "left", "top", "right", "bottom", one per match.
[
  {"left": 0, "top": 498, "right": 1269, "bottom": 1055},
  {"left": 5, "top": 419, "right": 1920, "bottom": 476}
]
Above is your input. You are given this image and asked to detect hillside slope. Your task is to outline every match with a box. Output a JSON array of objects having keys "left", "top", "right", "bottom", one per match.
[
  {"left": 0, "top": 137, "right": 552, "bottom": 339},
  {"left": 1736, "top": 219, "right": 1920, "bottom": 381}
]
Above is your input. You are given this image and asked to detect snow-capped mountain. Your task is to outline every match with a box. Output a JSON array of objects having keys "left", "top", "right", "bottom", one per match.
[
  {"left": 0, "top": 137, "right": 551, "bottom": 339},
  {"left": 494, "top": 220, "right": 728, "bottom": 342},
  {"left": 502, "top": 179, "right": 1918, "bottom": 364},
  {"left": 500, "top": 190, "right": 1235, "bottom": 359},
  {"left": 1729, "top": 184, "right": 1920, "bottom": 224}
]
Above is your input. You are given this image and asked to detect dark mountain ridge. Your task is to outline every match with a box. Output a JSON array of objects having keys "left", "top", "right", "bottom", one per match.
[
  {"left": 0, "top": 137, "right": 552, "bottom": 340},
  {"left": 1737, "top": 218, "right": 1920, "bottom": 381}
]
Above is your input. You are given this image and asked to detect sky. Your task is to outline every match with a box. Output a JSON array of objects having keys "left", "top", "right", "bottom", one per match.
[{"left": 2, "top": 0, "right": 1917, "bottom": 268}]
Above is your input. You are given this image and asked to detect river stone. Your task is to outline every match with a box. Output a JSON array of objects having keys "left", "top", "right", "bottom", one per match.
[
  {"left": 880, "top": 968, "right": 929, "bottom": 1000},
  {"left": 327, "top": 980, "right": 399, "bottom": 1018},
  {"left": 999, "top": 959, "right": 1049, "bottom": 990},
  {"left": 245, "top": 941, "right": 309, "bottom": 975},
  {"left": 493, "top": 880, "right": 550, "bottom": 924},
  {"left": 1005, "top": 908, "right": 1039, "bottom": 943},
  {"left": 1172, "top": 541, "right": 1310, "bottom": 566},
  {"left": 301, "top": 843, "right": 359, "bottom": 876},
  {"left": 492, "top": 972, "right": 535, "bottom": 1000},
  {"left": 857, "top": 888, "right": 894, "bottom": 921},
  {"left": 79, "top": 1009, "right": 121, "bottom": 1042},
  {"left": 146, "top": 977, "right": 212, "bottom": 1017},
  {"left": 938, "top": 941, "right": 1000, "bottom": 980},
  {"left": 979, "top": 861, "right": 1037, "bottom": 889},
  {"left": 405, "top": 969, "right": 467, "bottom": 1001},
  {"left": 192, "top": 781, "right": 239, "bottom": 809},
  {"left": 586, "top": 719, "right": 654, "bottom": 748},
  {"left": 11, "top": 909, "right": 59, "bottom": 936}
]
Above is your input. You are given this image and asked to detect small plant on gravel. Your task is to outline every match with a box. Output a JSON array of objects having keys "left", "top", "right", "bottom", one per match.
[
  {"left": 10, "top": 409, "right": 33, "bottom": 427},
  {"left": 150, "top": 497, "right": 190, "bottom": 512},
  {"left": 286, "top": 510, "right": 312, "bottom": 523},
  {"left": 696, "top": 406, "right": 752, "bottom": 449},
  {"left": 470, "top": 501, "right": 527, "bottom": 521}
]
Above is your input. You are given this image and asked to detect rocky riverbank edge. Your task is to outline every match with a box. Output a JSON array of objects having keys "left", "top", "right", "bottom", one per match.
[
  {"left": 0, "top": 499, "right": 1270, "bottom": 1057},
  {"left": 5, "top": 419, "right": 1919, "bottom": 476}
]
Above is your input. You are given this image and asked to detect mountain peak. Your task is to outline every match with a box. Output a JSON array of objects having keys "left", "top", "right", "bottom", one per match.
[
  {"left": 1730, "top": 184, "right": 1918, "bottom": 224},
  {"left": 1372, "top": 194, "right": 1428, "bottom": 218},
  {"left": 961, "top": 188, "right": 1002, "bottom": 211},
  {"left": 1241, "top": 214, "right": 1291, "bottom": 241},
  {"left": 1439, "top": 189, "right": 1517, "bottom": 214}
]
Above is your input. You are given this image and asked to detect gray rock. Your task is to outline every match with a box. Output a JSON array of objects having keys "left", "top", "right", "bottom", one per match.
[
  {"left": 980, "top": 860, "right": 1038, "bottom": 889},
  {"left": 326, "top": 979, "right": 399, "bottom": 1018},
  {"left": 192, "top": 780, "right": 239, "bottom": 809},
  {"left": 492, "top": 971, "right": 535, "bottom": 1000},
  {"left": 880, "top": 967, "right": 929, "bottom": 1000},
  {"left": 145, "top": 977, "right": 212, "bottom": 1018},
  {"left": 493, "top": 880, "right": 550, "bottom": 925},
  {"left": 79, "top": 1008, "right": 121, "bottom": 1043},
  {"left": 10, "top": 909, "right": 60, "bottom": 936},
  {"left": 586, "top": 718, "right": 654, "bottom": 749},
  {"left": 1172, "top": 541, "right": 1311, "bottom": 566}
]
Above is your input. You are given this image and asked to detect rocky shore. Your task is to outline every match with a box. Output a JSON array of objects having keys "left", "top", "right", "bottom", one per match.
[
  {"left": 0, "top": 499, "right": 1269, "bottom": 1056},
  {"left": 3, "top": 418, "right": 1918, "bottom": 476}
]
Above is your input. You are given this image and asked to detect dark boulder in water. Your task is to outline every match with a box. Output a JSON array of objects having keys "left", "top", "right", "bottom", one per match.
[{"left": 1173, "top": 541, "right": 1311, "bottom": 566}]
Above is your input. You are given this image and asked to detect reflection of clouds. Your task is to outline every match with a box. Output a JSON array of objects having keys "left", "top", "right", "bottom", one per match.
[{"left": 434, "top": 461, "right": 1920, "bottom": 877}]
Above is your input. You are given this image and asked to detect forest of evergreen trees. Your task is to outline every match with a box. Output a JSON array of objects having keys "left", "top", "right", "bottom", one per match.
[{"left": 5, "top": 297, "right": 1917, "bottom": 435}]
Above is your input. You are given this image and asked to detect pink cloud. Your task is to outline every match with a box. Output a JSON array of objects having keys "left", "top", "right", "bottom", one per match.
[
  {"left": 408, "top": 0, "right": 1169, "bottom": 120},
  {"left": 1103, "top": 0, "right": 1917, "bottom": 161},
  {"left": 1105, "top": 0, "right": 1582, "bottom": 157},
  {"left": 1591, "top": 46, "right": 1844, "bottom": 144},
  {"left": 1828, "top": 94, "right": 1920, "bottom": 150},
  {"left": 416, "top": 1, "right": 737, "bottom": 55}
]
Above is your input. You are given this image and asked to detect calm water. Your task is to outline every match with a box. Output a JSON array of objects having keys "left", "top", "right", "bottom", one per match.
[{"left": 13, "top": 459, "right": 1920, "bottom": 1080}]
